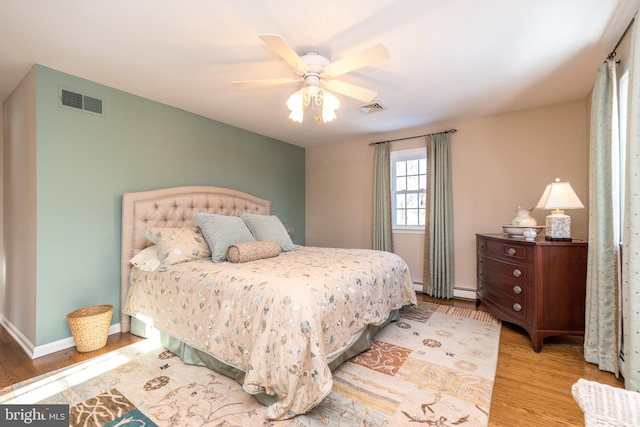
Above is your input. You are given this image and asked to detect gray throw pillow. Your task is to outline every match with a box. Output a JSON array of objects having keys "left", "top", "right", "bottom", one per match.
[
  {"left": 193, "top": 213, "right": 256, "bottom": 262},
  {"left": 239, "top": 212, "right": 295, "bottom": 252}
]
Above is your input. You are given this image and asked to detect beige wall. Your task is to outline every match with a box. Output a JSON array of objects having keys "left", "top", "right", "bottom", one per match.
[
  {"left": 0, "top": 97, "right": 3, "bottom": 317},
  {"left": 306, "top": 99, "right": 589, "bottom": 293},
  {"left": 2, "top": 67, "right": 37, "bottom": 343}
]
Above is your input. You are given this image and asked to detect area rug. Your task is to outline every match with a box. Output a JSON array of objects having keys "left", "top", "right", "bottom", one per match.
[{"left": 0, "top": 302, "right": 500, "bottom": 426}]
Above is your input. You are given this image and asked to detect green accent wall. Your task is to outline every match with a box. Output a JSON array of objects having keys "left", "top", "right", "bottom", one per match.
[{"left": 34, "top": 65, "right": 305, "bottom": 346}]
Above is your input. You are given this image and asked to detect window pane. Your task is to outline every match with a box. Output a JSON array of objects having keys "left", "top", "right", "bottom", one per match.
[
  {"left": 419, "top": 191, "right": 426, "bottom": 208},
  {"left": 418, "top": 208, "right": 425, "bottom": 225},
  {"left": 406, "top": 209, "right": 418, "bottom": 225},
  {"left": 407, "top": 193, "right": 418, "bottom": 208},
  {"left": 396, "top": 176, "right": 406, "bottom": 192},
  {"left": 396, "top": 209, "right": 406, "bottom": 225},
  {"left": 407, "top": 175, "right": 419, "bottom": 191},
  {"left": 419, "top": 158, "right": 427, "bottom": 174},
  {"left": 396, "top": 194, "right": 405, "bottom": 208},
  {"left": 419, "top": 174, "right": 426, "bottom": 190},
  {"left": 396, "top": 160, "right": 406, "bottom": 176},
  {"left": 406, "top": 159, "right": 418, "bottom": 175}
]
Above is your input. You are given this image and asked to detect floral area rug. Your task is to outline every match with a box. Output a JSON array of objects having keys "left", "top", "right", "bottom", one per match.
[{"left": 0, "top": 301, "right": 500, "bottom": 426}]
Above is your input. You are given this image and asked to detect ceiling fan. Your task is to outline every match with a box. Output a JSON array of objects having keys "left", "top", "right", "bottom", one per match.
[{"left": 232, "top": 34, "right": 390, "bottom": 104}]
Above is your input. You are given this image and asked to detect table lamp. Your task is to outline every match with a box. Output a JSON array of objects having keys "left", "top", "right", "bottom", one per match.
[{"left": 535, "top": 178, "right": 584, "bottom": 241}]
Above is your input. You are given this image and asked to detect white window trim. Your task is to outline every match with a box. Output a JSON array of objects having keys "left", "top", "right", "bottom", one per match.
[
  {"left": 393, "top": 227, "right": 425, "bottom": 234},
  {"left": 391, "top": 147, "right": 427, "bottom": 231}
]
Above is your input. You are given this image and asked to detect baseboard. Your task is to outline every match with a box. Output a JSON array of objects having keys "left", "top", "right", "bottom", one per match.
[
  {"left": 413, "top": 282, "right": 477, "bottom": 300},
  {"left": 0, "top": 315, "right": 122, "bottom": 359},
  {"left": 0, "top": 315, "right": 36, "bottom": 358},
  {"left": 453, "top": 288, "right": 477, "bottom": 300},
  {"left": 32, "top": 324, "right": 122, "bottom": 359}
]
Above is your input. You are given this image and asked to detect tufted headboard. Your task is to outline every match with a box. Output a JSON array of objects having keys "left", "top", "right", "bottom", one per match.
[{"left": 120, "top": 186, "right": 271, "bottom": 332}]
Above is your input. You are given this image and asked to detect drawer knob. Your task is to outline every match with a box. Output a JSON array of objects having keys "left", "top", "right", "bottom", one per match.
[
  {"left": 513, "top": 303, "right": 522, "bottom": 312},
  {"left": 512, "top": 269, "right": 522, "bottom": 278},
  {"left": 513, "top": 285, "right": 522, "bottom": 294},
  {"left": 508, "top": 248, "right": 516, "bottom": 256}
]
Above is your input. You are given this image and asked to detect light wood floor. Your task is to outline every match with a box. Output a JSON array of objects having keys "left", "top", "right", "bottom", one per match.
[
  {"left": 419, "top": 295, "right": 624, "bottom": 427},
  {"left": 0, "top": 295, "right": 624, "bottom": 426}
]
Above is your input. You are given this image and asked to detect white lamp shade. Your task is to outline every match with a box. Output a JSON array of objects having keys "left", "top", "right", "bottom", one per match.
[
  {"left": 286, "top": 91, "right": 304, "bottom": 123},
  {"left": 286, "top": 87, "right": 340, "bottom": 123},
  {"left": 321, "top": 91, "right": 339, "bottom": 122},
  {"left": 535, "top": 179, "right": 584, "bottom": 210}
]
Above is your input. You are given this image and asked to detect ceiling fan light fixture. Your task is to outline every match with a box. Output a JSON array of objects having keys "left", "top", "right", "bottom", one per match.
[
  {"left": 286, "top": 87, "right": 339, "bottom": 124},
  {"left": 322, "top": 91, "right": 339, "bottom": 123},
  {"left": 286, "top": 91, "right": 304, "bottom": 123},
  {"left": 235, "top": 35, "right": 388, "bottom": 124}
]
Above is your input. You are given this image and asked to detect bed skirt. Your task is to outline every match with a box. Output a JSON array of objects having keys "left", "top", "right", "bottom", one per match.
[{"left": 130, "top": 309, "right": 399, "bottom": 408}]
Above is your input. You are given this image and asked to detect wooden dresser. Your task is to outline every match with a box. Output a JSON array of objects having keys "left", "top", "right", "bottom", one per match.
[{"left": 476, "top": 233, "right": 588, "bottom": 352}]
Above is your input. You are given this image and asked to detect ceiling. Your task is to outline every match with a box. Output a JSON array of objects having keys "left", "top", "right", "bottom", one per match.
[{"left": 0, "top": 1, "right": 638, "bottom": 148}]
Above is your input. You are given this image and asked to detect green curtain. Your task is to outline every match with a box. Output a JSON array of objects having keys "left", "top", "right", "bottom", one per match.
[
  {"left": 584, "top": 59, "right": 621, "bottom": 375},
  {"left": 373, "top": 142, "right": 393, "bottom": 252},
  {"left": 423, "top": 133, "right": 454, "bottom": 298},
  {"left": 622, "top": 17, "right": 640, "bottom": 392}
]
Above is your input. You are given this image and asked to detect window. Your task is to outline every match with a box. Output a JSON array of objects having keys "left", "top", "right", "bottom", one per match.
[{"left": 391, "top": 148, "right": 427, "bottom": 229}]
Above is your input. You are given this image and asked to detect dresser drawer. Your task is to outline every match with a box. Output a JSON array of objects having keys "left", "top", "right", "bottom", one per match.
[
  {"left": 478, "top": 280, "right": 527, "bottom": 320},
  {"left": 479, "top": 237, "right": 533, "bottom": 262},
  {"left": 477, "top": 257, "right": 527, "bottom": 308},
  {"left": 478, "top": 256, "right": 528, "bottom": 288}
]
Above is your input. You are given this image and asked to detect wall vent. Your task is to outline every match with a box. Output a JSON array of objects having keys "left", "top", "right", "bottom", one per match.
[
  {"left": 356, "top": 101, "right": 385, "bottom": 114},
  {"left": 60, "top": 88, "right": 103, "bottom": 115}
]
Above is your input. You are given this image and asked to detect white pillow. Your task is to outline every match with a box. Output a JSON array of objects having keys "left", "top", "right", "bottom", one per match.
[{"left": 129, "top": 245, "right": 161, "bottom": 272}]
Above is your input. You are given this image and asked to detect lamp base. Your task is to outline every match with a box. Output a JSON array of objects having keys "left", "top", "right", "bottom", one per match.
[{"left": 545, "top": 212, "right": 572, "bottom": 240}]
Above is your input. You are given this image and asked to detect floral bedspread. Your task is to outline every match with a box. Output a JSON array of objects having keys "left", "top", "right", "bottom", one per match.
[{"left": 123, "top": 245, "right": 416, "bottom": 420}]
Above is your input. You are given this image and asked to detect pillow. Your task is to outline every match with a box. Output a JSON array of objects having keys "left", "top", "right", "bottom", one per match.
[
  {"left": 239, "top": 212, "right": 295, "bottom": 252},
  {"left": 144, "top": 226, "right": 211, "bottom": 270},
  {"left": 129, "top": 245, "right": 161, "bottom": 272},
  {"left": 193, "top": 213, "right": 256, "bottom": 262},
  {"left": 227, "top": 240, "right": 282, "bottom": 263}
]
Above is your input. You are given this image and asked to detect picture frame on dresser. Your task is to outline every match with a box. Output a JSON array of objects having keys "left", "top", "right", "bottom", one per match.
[{"left": 475, "top": 233, "right": 588, "bottom": 352}]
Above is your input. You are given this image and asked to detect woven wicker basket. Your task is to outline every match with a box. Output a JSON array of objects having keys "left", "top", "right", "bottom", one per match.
[
  {"left": 572, "top": 378, "right": 640, "bottom": 427},
  {"left": 67, "top": 304, "right": 113, "bottom": 352}
]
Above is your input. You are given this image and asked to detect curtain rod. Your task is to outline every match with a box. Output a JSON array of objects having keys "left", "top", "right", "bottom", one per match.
[
  {"left": 608, "top": 17, "right": 635, "bottom": 60},
  {"left": 369, "top": 128, "right": 457, "bottom": 146}
]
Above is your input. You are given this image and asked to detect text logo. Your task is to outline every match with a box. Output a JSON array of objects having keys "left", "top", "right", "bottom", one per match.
[{"left": 1, "top": 405, "right": 68, "bottom": 426}]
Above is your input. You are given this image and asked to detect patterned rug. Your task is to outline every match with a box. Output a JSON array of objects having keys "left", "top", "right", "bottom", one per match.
[{"left": 0, "top": 302, "right": 500, "bottom": 426}]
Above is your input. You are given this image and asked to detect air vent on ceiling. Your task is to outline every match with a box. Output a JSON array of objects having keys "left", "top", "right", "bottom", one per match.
[
  {"left": 60, "top": 88, "right": 103, "bottom": 115},
  {"left": 356, "top": 101, "right": 385, "bottom": 114}
]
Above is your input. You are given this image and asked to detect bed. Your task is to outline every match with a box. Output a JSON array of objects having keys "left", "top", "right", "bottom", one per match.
[{"left": 120, "top": 186, "right": 417, "bottom": 420}]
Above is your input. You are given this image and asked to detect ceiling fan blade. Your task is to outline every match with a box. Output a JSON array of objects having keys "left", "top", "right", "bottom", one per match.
[
  {"left": 232, "top": 77, "right": 301, "bottom": 87},
  {"left": 258, "top": 34, "right": 309, "bottom": 74},
  {"left": 323, "top": 80, "right": 378, "bottom": 103},
  {"left": 323, "top": 44, "right": 389, "bottom": 78}
]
